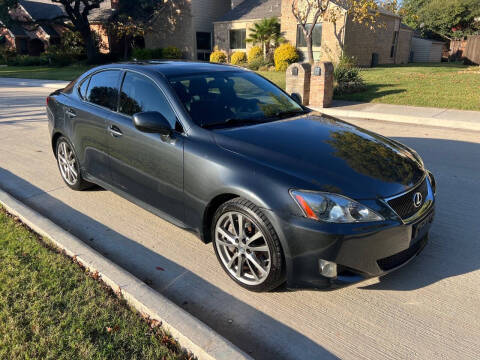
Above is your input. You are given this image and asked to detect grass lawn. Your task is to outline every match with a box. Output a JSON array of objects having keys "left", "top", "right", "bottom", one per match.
[
  {"left": 336, "top": 63, "right": 480, "bottom": 111},
  {"left": 0, "top": 207, "right": 191, "bottom": 360},
  {"left": 257, "top": 70, "right": 286, "bottom": 90},
  {"left": 0, "top": 64, "right": 91, "bottom": 81}
]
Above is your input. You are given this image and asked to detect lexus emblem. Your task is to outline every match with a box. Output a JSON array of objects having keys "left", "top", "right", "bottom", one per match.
[{"left": 413, "top": 192, "right": 423, "bottom": 208}]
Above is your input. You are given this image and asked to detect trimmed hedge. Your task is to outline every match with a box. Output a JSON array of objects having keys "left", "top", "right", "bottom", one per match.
[
  {"left": 230, "top": 51, "right": 247, "bottom": 65},
  {"left": 247, "top": 46, "right": 262, "bottom": 63},
  {"left": 274, "top": 43, "right": 299, "bottom": 72},
  {"left": 210, "top": 50, "right": 227, "bottom": 63}
]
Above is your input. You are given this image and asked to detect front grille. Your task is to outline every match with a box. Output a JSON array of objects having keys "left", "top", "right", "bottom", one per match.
[
  {"left": 377, "top": 235, "right": 428, "bottom": 271},
  {"left": 387, "top": 178, "right": 428, "bottom": 220}
]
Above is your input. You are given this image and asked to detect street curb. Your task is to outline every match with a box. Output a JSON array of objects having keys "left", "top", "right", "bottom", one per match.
[
  {"left": 313, "top": 107, "right": 480, "bottom": 132},
  {"left": 0, "top": 188, "right": 251, "bottom": 360},
  {"left": 0, "top": 77, "right": 69, "bottom": 89}
]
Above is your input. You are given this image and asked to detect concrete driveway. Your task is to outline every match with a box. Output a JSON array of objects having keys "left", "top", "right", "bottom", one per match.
[{"left": 1, "top": 78, "right": 479, "bottom": 359}]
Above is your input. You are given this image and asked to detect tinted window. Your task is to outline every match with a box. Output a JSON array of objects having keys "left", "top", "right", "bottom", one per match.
[
  {"left": 297, "top": 24, "right": 322, "bottom": 47},
  {"left": 119, "top": 72, "right": 177, "bottom": 127},
  {"left": 230, "top": 29, "right": 246, "bottom": 49},
  {"left": 169, "top": 71, "right": 304, "bottom": 128},
  {"left": 86, "top": 70, "right": 120, "bottom": 110}
]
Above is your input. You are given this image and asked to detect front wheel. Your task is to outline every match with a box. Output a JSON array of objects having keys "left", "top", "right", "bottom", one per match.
[
  {"left": 212, "top": 198, "right": 285, "bottom": 292},
  {"left": 56, "top": 136, "right": 92, "bottom": 191}
]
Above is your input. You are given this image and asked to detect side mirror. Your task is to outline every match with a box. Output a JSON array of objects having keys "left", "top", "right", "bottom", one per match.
[{"left": 133, "top": 111, "right": 172, "bottom": 135}]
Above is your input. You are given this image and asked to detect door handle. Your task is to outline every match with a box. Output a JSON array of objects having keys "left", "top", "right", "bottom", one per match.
[
  {"left": 108, "top": 125, "right": 123, "bottom": 137},
  {"left": 66, "top": 108, "right": 77, "bottom": 118}
]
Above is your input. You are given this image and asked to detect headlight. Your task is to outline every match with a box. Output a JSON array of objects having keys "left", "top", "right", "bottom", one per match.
[{"left": 290, "top": 190, "right": 384, "bottom": 223}]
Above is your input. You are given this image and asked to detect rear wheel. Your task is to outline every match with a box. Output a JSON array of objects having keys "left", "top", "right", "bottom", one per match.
[
  {"left": 56, "top": 136, "right": 92, "bottom": 191},
  {"left": 212, "top": 198, "right": 285, "bottom": 292}
]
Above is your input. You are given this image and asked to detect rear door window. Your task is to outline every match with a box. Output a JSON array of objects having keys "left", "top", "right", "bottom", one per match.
[
  {"left": 119, "top": 71, "right": 177, "bottom": 127},
  {"left": 86, "top": 70, "right": 121, "bottom": 111}
]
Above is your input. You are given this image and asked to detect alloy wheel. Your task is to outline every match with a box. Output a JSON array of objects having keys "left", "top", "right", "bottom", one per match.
[
  {"left": 215, "top": 211, "right": 271, "bottom": 286},
  {"left": 57, "top": 141, "right": 78, "bottom": 186}
]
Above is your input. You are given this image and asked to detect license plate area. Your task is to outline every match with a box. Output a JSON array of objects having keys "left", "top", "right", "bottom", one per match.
[{"left": 412, "top": 210, "right": 434, "bottom": 241}]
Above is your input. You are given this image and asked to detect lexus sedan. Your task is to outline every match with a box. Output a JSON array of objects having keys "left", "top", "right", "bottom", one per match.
[{"left": 47, "top": 61, "right": 436, "bottom": 292}]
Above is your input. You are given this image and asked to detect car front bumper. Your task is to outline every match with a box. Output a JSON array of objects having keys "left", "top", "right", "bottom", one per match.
[{"left": 266, "top": 176, "right": 436, "bottom": 289}]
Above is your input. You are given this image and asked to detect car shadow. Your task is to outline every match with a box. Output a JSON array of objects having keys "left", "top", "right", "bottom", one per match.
[
  {"left": 360, "top": 136, "right": 480, "bottom": 291},
  {"left": 0, "top": 167, "right": 336, "bottom": 360}
]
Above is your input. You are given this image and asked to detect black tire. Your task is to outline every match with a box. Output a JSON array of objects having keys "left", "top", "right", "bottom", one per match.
[
  {"left": 212, "top": 197, "right": 285, "bottom": 292},
  {"left": 55, "top": 136, "right": 92, "bottom": 191}
]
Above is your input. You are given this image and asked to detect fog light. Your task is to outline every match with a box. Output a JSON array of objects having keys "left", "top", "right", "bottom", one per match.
[{"left": 319, "top": 259, "right": 337, "bottom": 278}]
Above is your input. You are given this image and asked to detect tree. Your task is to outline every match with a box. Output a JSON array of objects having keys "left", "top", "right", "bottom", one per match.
[
  {"left": 51, "top": 0, "right": 106, "bottom": 62},
  {"left": 401, "top": 0, "right": 480, "bottom": 40},
  {"left": 246, "top": 17, "right": 284, "bottom": 59},
  {"left": 110, "top": 0, "right": 174, "bottom": 60},
  {"left": 0, "top": 0, "right": 17, "bottom": 29},
  {"left": 0, "top": 0, "right": 105, "bottom": 62},
  {"left": 108, "top": 14, "right": 144, "bottom": 59},
  {"left": 291, "top": 0, "right": 383, "bottom": 64}
]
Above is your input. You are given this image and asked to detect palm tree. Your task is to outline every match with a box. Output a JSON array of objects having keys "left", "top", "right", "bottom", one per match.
[{"left": 247, "top": 17, "right": 284, "bottom": 59}]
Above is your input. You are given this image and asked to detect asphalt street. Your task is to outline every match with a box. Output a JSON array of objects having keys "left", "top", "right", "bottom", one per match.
[{"left": 1, "top": 78, "right": 479, "bottom": 359}]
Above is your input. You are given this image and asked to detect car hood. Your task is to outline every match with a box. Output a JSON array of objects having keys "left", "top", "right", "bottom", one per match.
[{"left": 213, "top": 113, "right": 425, "bottom": 199}]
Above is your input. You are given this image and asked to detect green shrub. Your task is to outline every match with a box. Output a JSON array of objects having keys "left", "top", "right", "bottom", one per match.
[
  {"left": 245, "top": 56, "right": 270, "bottom": 70},
  {"left": 0, "top": 47, "right": 16, "bottom": 65},
  {"left": 274, "top": 43, "right": 299, "bottom": 72},
  {"left": 210, "top": 50, "right": 227, "bottom": 63},
  {"left": 162, "top": 46, "right": 182, "bottom": 59},
  {"left": 247, "top": 46, "right": 263, "bottom": 63},
  {"left": 44, "top": 46, "right": 75, "bottom": 67},
  {"left": 132, "top": 48, "right": 163, "bottom": 60},
  {"left": 230, "top": 51, "right": 247, "bottom": 65},
  {"left": 132, "top": 47, "right": 182, "bottom": 60},
  {"left": 336, "top": 53, "right": 358, "bottom": 69},
  {"left": 334, "top": 66, "right": 366, "bottom": 94},
  {"left": 6, "top": 54, "right": 49, "bottom": 66}
]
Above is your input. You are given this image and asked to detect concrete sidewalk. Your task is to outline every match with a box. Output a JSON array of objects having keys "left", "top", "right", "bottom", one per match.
[{"left": 312, "top": 101, "right": 480, "bottom": 131}]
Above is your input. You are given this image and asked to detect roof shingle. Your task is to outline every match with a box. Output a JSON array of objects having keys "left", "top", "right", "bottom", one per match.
[
  {"left": 19, "top": 0, "right": 65, "bottom": 21},
  {"left": 217, "top": 0, "right": 281, "bottom": 22}
]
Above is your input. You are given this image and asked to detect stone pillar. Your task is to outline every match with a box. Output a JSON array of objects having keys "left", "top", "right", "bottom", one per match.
[
  {"left": 285, "top": 63, "right": 312, "bottom": 106},
  {"left": 309, "top": 62, "right": 334, "bottom": 108}
]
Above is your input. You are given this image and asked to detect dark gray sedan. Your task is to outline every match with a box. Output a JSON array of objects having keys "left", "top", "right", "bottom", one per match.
[{"left": 47, "top": 61, "right": 435, "bottom": 292}]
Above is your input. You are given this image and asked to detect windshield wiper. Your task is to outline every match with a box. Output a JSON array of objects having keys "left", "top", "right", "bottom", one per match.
[
  {"left": 201, "top": 118, "right": 263, "bottom": 129},
  {"left": 265, "top": 109, "right": 308, "bottom": 120}
]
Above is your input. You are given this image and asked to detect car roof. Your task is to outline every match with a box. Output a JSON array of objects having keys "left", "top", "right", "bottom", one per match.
[{"left": 99, "top": 61, "right": 249, "bottom": 78}]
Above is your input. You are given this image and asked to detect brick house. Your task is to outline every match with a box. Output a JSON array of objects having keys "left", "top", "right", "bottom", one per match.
[
  {"left": 144, "top": 0, "right": 232, "bottom": 60},
  {"left": 0, "top": 0, "right": 64, "bottom": 56},
  {"left": 213, "top": 0, "right": 281, "bottom": 57},
  {"left": 213, "top": 0, "right": 413, "bottom": 67}
]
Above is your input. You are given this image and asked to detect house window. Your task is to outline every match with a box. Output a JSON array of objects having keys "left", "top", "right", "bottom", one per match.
[
  {"left": 196, "top": 32, "right": 212, "bottom": 61},
  {"left": 296, "top": 24, "right": 322, "bottom": 47},
  {"left": 390, "top": 31, "right": 398, "bottom": 58},
  {"left": 230, "top": 29, "right": 246, "bottom": 49},
  {"left": 196, "top": 32, "right": 211, "bottom": 51}
]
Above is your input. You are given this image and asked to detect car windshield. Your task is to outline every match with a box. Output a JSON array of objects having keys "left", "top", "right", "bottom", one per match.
[{"left": 169, "top": 71, "right": 305, "bottom": 128}]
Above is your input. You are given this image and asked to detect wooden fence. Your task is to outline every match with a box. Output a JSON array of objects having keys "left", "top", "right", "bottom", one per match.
[
  {"left": 463, "top": 35, "right": 480, "bottom": 65},
  {"left": 449, "top": 35, "right": 480, "bottom": 64}
]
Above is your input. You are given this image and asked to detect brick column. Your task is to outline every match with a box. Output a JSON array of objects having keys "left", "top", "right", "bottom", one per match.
[
  {"left": 309, "top": 62, "right": 334, "bottom": 108},
  {"left": 285, "top": 63, "right": 312, "bottom": 106}
]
